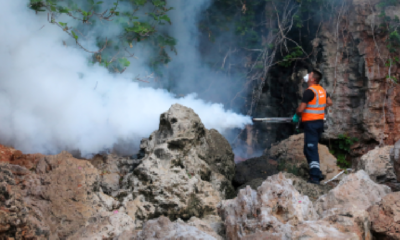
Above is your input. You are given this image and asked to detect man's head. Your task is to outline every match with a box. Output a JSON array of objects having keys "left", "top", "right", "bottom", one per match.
[{"left": 308, "top": 69, "right": 323, "bottom": 86}]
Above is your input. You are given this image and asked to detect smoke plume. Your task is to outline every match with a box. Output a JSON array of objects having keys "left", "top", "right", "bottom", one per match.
[{"left": 0, "top": 0, "right": 251, "bottom": 156}]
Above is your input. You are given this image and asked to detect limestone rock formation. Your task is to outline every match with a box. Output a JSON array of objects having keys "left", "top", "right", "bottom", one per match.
[
  {"left": 0, "top": 152, "right": 135, "bottom": 240},
  {"left": 236, "top": 173, "right": 332, "bottom": 202},
  {"left": 315, "top": 170, "right": 391, "bottom": 239},
  {"left": 68, "top": 212, "right": 136, "bottom": 240},
  {"left": 356, "top": 146, "right": 398, "bottom": 190},
  {"left": 118, "top": 216, "right": 222, "bottom": 240},
  {"left": 368, "top": 192, "right": 400, "bottom": 240},
  {"left": 266, "top": 134, "right": 341, "bottom": 180},
  {"left": 315, "top": 170, "right": 391, "bottom": 216},
  {"left": 121, "top": 104, "right": 236, "bottom": 227},
  {"left": 218, "top": 173, "right": 318, "bottom": 240},
  {"left": 282, "top": 172, "right": 332, "bottom": 202},
  {"left": 220, "top": 171, "right": 390, "bottom": 239}
]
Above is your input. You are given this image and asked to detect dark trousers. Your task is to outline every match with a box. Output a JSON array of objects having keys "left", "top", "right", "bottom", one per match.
[{"left": 303, "top": 120, "right": 324, "bottom": 179}]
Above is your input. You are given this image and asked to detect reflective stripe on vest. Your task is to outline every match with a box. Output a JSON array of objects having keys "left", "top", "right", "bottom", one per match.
[
  {"left": 306, "top": 87, "right": 326, "bottom": 108},
  {"left": 302, "top": 85, "right": 326, "bottom": 122}
]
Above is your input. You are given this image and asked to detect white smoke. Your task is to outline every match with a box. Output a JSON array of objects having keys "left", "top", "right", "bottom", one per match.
[{"left": 0, "top": 0, "right": 251, "bottom": 156}]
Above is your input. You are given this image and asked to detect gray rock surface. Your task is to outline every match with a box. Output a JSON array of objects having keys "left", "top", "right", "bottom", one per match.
[
  {"left": 118, "top": 216, "right": 222, "bottom": 240},
  {"left": 219, "top": 173, "right": 318, "bottom": 240},
  {"left": 236, "top": 173, "right": 332, "bottom": 202},
  {"left": 356, "top": 146, "right": 397, "bottom": 183},
  {"left": 121, "top": 104, "right": 236, "bottom": 227},
  {"left": 220, "top": 170, "right": 390, "bottom": 239}
]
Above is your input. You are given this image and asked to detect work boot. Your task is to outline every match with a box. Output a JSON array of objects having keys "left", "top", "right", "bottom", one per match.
[
  {"left": 319, "top": 173, "right": 326, "bottom": 181},
  {"left": 307, "top": 178, "right": 320, "bottom": 185}
]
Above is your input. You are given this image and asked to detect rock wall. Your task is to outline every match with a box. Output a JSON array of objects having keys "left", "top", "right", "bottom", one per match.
[
  {"left": 251, "top": 0, "right": 400, "bottom": 157},
  {"left": 318, "top": 0, "right": 400, "bottom": 146},
  {"left": 219, "top": 170, "right": 391, "bottom": 240}
]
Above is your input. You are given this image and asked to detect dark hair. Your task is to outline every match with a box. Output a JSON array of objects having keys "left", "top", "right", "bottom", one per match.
[{"left": 312, "top": 69, "right": 323, "bottom": 83}]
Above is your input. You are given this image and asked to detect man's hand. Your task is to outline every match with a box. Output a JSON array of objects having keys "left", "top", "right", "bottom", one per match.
[
  {"left": 326, "top": 97, "right": 333, "bottom": 107},
  {"left": 292, "top": 114, "right": 300, "bottom": 123},
  {"left": 296, "top": 102, "right": 307, "bottom": 115}
]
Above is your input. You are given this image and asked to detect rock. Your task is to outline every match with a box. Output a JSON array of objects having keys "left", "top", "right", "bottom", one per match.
[
  {"left": 120, "top": 216, "right": 222, "bottom": 240},
  {"left": 0, "top": 151, "right": 122, "bottom": 239},
  {"left": 316, "top": 1, "right": 400, "bottom": 146},
  {"left": 101, "top": 172, "right": 121, "bottom": 195},
  {"left": 68, "top": 212, "right": 135, "bottom": 240},
  {"left": 391, "top": 139, "right": 400, "bottom": 182},
  {"left": 90, "top": 153, "right": 142, "bottom": 176},
  {"left": 188, "top": 215, "right": 226, "bottom": 239},
  {"left": 122, "top": 104, "right": 236, "bottom": 226},
  {"left": 315, "top": 170, "right": 391, "bottom": 217},
  {"left": 0, "top": 145, "right": 44, "bottom": 171},
  {"left": 236, "top": 178, "right": 264, "bottom": 192},
  {"left": 291, "top": 220, "right": 360, "bottom": 240},
  {"left": 368, "top": 192, "right": 400, "bottom": 240},
  {"left": 220, "top": 171, "right": 390, "bottom": 239},
  {"left": 282, "top": 172, "right": 332, "bottom": 202},
  {"left": 232, "top": 155, "right": 278, "bottom": 187},
  {"left": 236, "top": 173, "right": 332, "bottom": 202},
  {"left": 202, "top": 129, "right": 236, "bottom": 182},
  {"left": 266, "top": 134, "right": 341, "bottom": 180},
  {"left": 314, "top": 170, "right": 391, "bottom": 239},
  {"left": 97, "top": 192, "right": 120, "bottom": 211},
  {"left": 356, "top": 146, "right": 396, "bottom": 183},
  {"left": 218, "top": 173, "right": 318, "bottom": 239}
]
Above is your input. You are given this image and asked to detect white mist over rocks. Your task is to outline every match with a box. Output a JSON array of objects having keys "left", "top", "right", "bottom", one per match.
[{"left": 0, "top": 0, "right": 252, "bottom": 156}]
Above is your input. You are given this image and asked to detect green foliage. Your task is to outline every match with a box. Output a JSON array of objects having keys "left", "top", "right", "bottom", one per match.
[
  {"left": 28, "top": 0, "right": 176, "bottom": 73},
  {"left": 279, "top": 46, "right": 303, "bottom": 67},
  {"left": 377, "top": 0, "right": 398, "bottom": 9},
  {"left": 277, "top": 160, "right": 299, "bottom": 176},
  {"left": 329, "top": 134, "right": 359, "bottom": 169}
]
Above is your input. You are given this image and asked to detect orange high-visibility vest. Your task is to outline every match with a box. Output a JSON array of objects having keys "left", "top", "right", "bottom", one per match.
[{"left": 302, "top": 85, "right": 326, "bottom": 122}]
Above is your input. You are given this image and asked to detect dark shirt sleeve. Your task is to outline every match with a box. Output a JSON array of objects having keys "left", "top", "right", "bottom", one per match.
[{"left": 302, "top": 89, "right": 315, "bottom": 103}]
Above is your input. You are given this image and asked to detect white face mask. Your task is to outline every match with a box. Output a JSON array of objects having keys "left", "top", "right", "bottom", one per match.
[{"left": 303, "top": 74, "right": 309, "bottom": 83}]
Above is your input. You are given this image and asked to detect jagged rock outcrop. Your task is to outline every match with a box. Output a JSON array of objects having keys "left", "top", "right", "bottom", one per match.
[
  {"left": 282, "top": 172, "right": 332, "bottom": 201},
  {"left": 315, "top": 170, "right": 391, "bottom": 239},
  {"left": 218, "top": 173, "right": 318, "bottom": 240},
  {"left": 219, "top": 170, "right": 390, "bottom": 239},
  {"left": 368, "top": 192, "right": 400, "bottom": 240},
  {"left": 121, "top": 104, "right": 235, "bottom": 227},
  {"left": 236, "top": 172, "right": 332, "bottom": 202},
  {"left": 68, "top": 211, "right": 136, "bottom": 240},
  {"left": 118, "top": 216, "right": 222, "bottom": 240},
  {"left": 356, "top": 145, "right": 400, "bottom": 191},
  {"left": 0, "top": 153, "right": 135, "bottom": 240},
  {"left": 356, "top": 146, "right": 396, "bottom": 183},
  {"left": 266, "top": 134, "right": 341, "bottom": 180}
]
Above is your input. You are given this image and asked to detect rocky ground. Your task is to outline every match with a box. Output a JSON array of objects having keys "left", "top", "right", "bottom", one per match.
[{"left": 1, "top": 104, "right": 400, "bottom": 240}]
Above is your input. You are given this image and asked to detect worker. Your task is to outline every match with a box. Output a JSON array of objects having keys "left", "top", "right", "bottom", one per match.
[{"left": 293, "top": 69, "right": 333, "bottom": 184}]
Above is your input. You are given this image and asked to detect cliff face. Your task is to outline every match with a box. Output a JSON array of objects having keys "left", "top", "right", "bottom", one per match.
[
  {"left": 319, "top": 0, "right": 400, "bottom": 146},
  {"left": 252, "top": 0, "right": 400, "bottom": 156}
]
